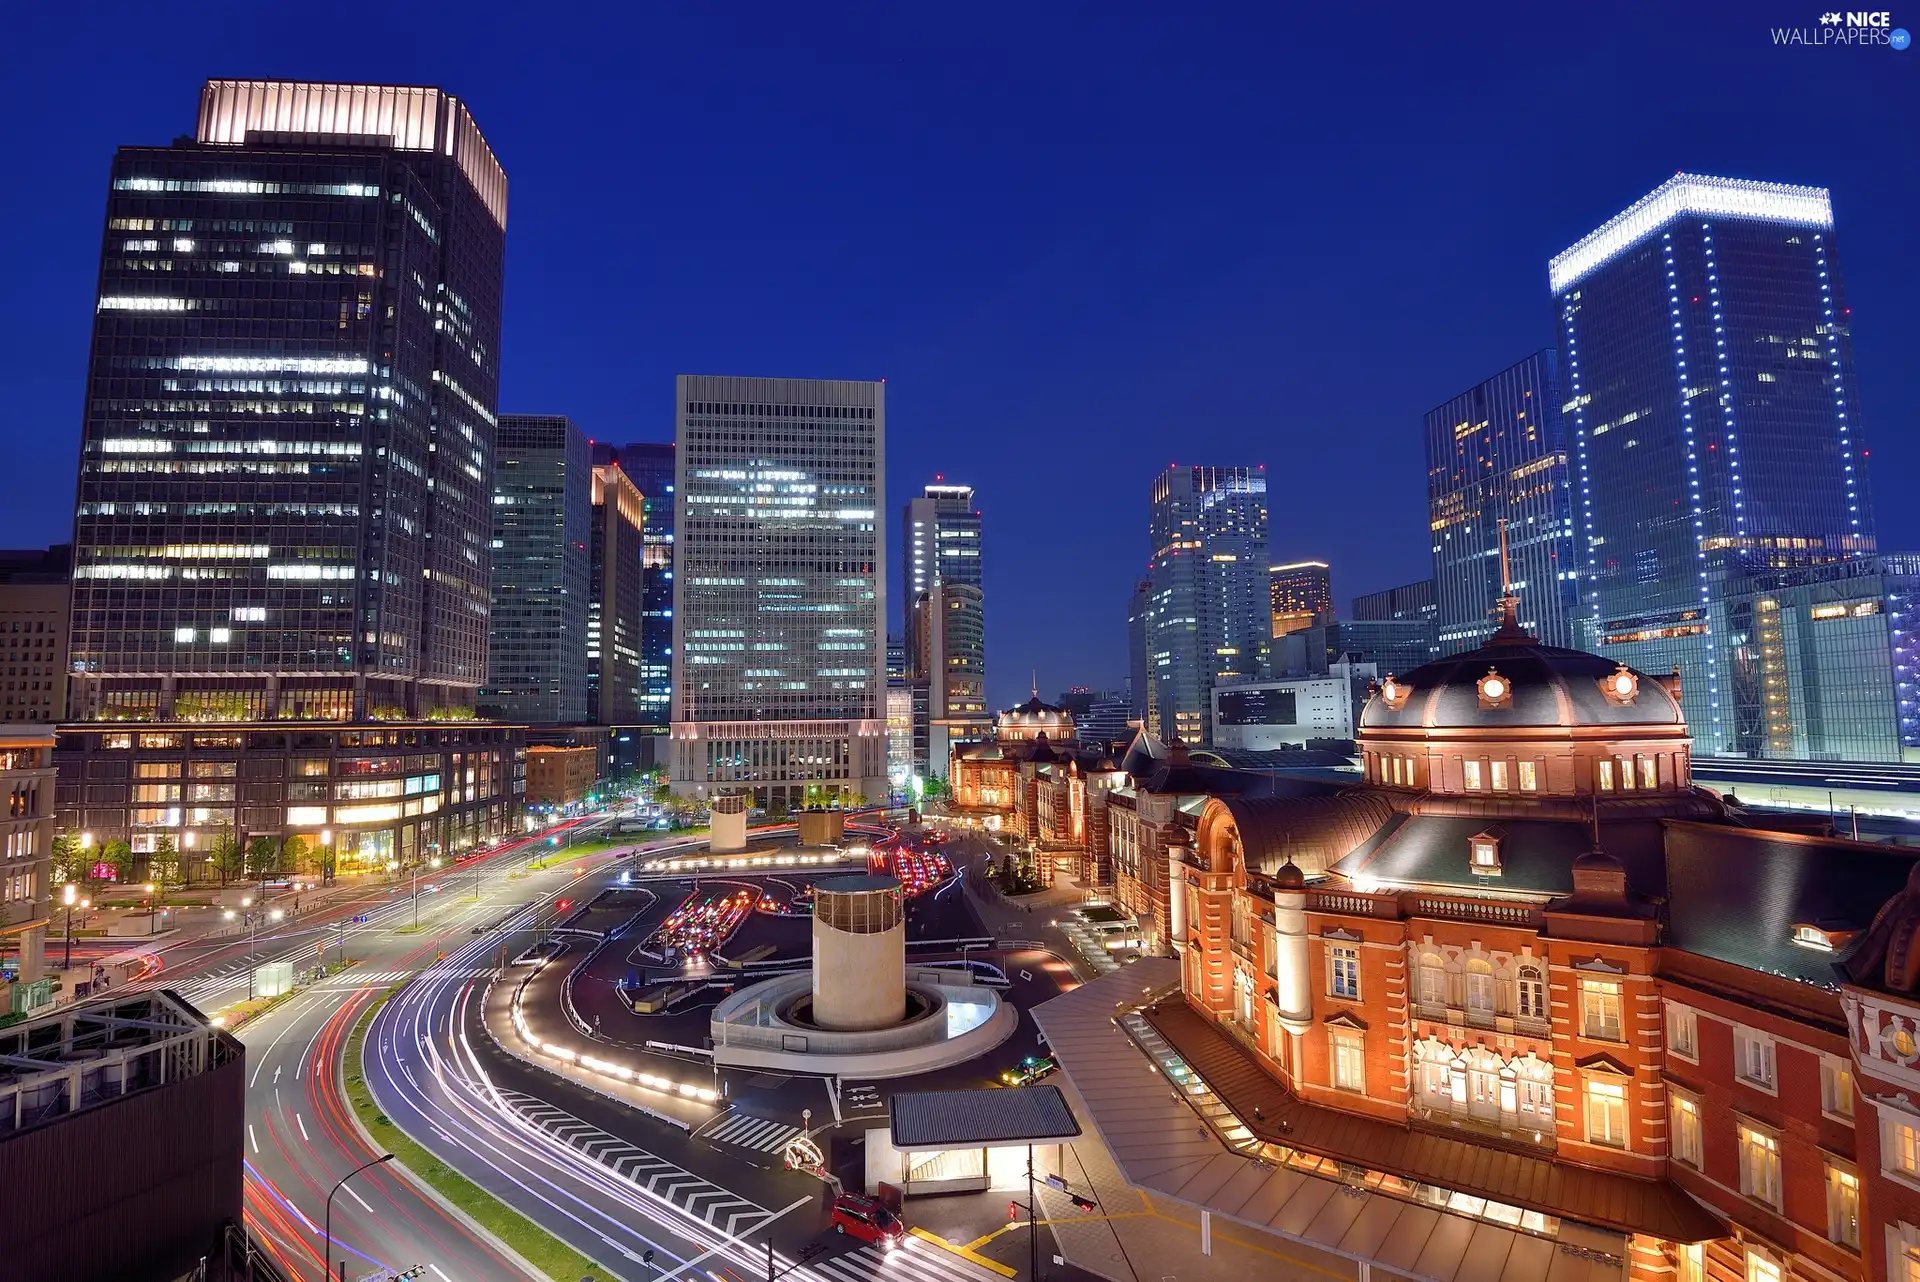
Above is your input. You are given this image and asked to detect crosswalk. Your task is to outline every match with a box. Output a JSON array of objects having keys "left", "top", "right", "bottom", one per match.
[
  {"left": 168, "top": 964, "right": 493, "bottom": 1005},
  {"left": 804, "top": 1238, "right": 1009, "bottom": 1282},
  {"left": 701, "top": 1111, "right": 806, "bottom": 1154},
  {"left": 502, "top": 1090, "right": 772, "bottom": 1234}
]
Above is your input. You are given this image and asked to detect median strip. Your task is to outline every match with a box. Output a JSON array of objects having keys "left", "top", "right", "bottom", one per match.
[{"left": 342, "top": 985, "right": 607, "bottom": 1282}]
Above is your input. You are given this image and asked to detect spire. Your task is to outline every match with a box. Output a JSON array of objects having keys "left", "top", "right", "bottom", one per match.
[
  {"left": 1488, "top": 518, "right": 1533, "bottom": 645},
  {"left": 1031, "top": 669, "right": 1039, "bottom": 699}
]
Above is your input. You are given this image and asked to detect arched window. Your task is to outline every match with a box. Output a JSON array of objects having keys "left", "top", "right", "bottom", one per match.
[
  {"left": 1466, "top": 959, "right": 1495, "bottom": 1019},
  {"left": 1418, "top": 952, "right": 1449, "bottom": 1007},
  {"left": 1516, "top": 964, "right": 1547, "bottom": 1021}
]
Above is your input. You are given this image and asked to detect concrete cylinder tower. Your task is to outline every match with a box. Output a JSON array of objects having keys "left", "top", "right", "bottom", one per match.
[{"left": 811, "top": 874, "right": 906, "bottom": 1030}]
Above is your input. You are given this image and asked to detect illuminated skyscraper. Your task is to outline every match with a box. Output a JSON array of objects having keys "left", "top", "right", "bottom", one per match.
[
  {"left": 483, "top": 416, "right": 590, "bottom": 724},
  {"left": 588, "top": 463, "right": 646, "bottom": 725},
  {"left": 69, "top": 80, "right": 508, "bottom": 723},
  {"left": 670, "top": 376, "right": 887, "bottom": 804},
  {"left": 1268, "top": 560, "right": 1333, "bottom": 639},
  {"left": 1554, "top": 174, "right": 1888, "bottom": 757},
  {"left": 901, "top": 483, "right": 981, "bottom": 663},
  {"left": 1424, "top": 351, "right": 1579, "bottom": 653},
  {"left": 1144, "top": 465, "right": 1269, "bottom": 744},
  {"left": 597, "top": 441, "right": 677, "bottom": 729}
]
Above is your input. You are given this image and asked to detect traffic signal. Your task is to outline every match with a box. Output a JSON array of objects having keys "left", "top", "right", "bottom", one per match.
[{"left": 1069, "top": 1194, "right": 1097, "bottom": 1211}]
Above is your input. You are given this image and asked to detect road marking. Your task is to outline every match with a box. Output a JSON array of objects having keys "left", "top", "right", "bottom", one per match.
[
  {"left": 431, "top": 1267, "right": 452, "bottom": 1282},
  {"left": 651, "top": 1196, "right": 811, "bottom": 1282},
  {"left": 297, "top": 1112, "right": 309, "bottom": 1141},
  {"left": 248, "top": 1124, "right": 258, "bottom": 1154}
]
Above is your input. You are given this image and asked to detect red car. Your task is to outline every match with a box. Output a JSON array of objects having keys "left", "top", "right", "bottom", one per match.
[{"left": 830, "top": 1193, "right": 905, "bottom": 1248}]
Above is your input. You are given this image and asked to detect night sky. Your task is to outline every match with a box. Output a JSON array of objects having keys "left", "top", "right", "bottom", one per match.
[{"left": 3, "top": 3, "right": 1913, "bottom": 712}]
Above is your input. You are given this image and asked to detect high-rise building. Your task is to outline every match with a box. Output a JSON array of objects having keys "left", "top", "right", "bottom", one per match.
[
  {"left": 670, "top": 376, "right": 887, "bottom": 804},
  {"left": 598, "top": 442, "right": 677, "bottom": 729},
  {"left": 56, "top": 80, "right": 522, "bottom": 870},
  {"left": 70, "top": 80, "right": 508, "bottom": 725},
  {"left": 1268, "top": 560, "right": 1334, "bottom": 638},
  {"left": 901, "top": 483, "right": 981, "bottom": 663},
  {"left": 1424, "top": 351, "right": 1579, "bottom": 653},
  {"left": 1888, "top": 553, "right": 1920, "bottom": 754},
  {"left": 1351, "top": 578, "right": 1436, "bottom": 623},
  {"left": 1144, "top": 466, "right": 1270, "bottom": 744},
  {"left": 1127, "top": 577, "right": 1153, "bottom": 726},
  {"left": 588, "top": 464, "right": 646, "bottom": 726},
  {"left": 914, "top": 580, "right": 989, "bottom": 768},
  {"left": 0, "top": 546, "right": 72, "bottom": 724},
  {"left": 482, "top": 416, "right": 590, "bottom": 724},
  {"left": 1554, "top": 173, "right": 1884, "bottom": 757}
]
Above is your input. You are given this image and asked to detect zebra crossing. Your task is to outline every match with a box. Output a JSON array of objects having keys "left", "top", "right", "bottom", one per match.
[
  {"left": 803, "top": 1238, "right": 1010, "bottom": 1282},
  {"left": 502, "top": 1090, "right": 772, "bottom": 1234},
  {"left": 701, "top": 1111, "right": 805, "bottom": 1154}
]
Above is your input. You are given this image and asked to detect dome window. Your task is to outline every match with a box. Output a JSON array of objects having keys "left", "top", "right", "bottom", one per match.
[
  {"left": 1600, "top": 663, "right": 1640, "bottom": 706},
  {"left": 1378, "top": 675, "right": 1411, "bottom": 711},
  {"left": 1469, "top": 827, "right": 1504, "bottom": 876},
  {"left": 1476, "top": 668, "right": 1513, "bottom": 709}
]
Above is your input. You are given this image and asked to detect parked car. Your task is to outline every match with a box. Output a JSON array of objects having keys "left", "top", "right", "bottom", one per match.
[
  {"left": 1001, "top": 1054, "right": 1058, "bottom": 1087},
  {"left": 829, "top": 1193, "right": 904, "bottom": 1248}
]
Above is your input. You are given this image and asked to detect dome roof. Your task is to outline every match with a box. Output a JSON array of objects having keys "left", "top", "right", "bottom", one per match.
[
  {"left": 1360, "top": 634, "right": 1682, "bottom": 733},
  {"left": 1002, "top": 694, "right": 1070, "bottom": 723}
]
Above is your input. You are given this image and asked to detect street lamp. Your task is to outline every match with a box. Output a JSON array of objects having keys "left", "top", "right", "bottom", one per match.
[
  {"left": 144, "top": 883, "right": 158, "bottom": 935},
  {"left": 244, "top": 906, "right": 284, "bottom": 1001},
  {"left": 324, "top": 1152, "right": 394, "bottom": 1282},
  {"left": 61, "top": 883, "right": 89, "bottom": 970}
]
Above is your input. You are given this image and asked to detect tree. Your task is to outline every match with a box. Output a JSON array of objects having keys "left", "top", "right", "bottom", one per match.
[
  {"left": 921, "top": 775, "right": 951, "bottom": 802},
  {"left": 846, "top": 792, "right": 868, "bottom": 810},
  {"left": 150, "top": 834, "right": 180, "bottom": 887},
  {"left": 209, "top": 826, "right": 245, "bottom": 885},
  {"left": 246, "top": 836, "right": 282, "bottom": 881},
  {"left": 766, "top": 797, "right": 789, "bottom": 821},
  {"left": 94, "top": 839, "right": 133, "bottom": 891},
  {"left": 281, "top": 834, "right": 311, "bottom": 878},
  {"left": 998, "top": 852, "right": 1019, "bottom": 894},
  {"left": 49, "top": 833, "right": 81, "bottom": 885}
]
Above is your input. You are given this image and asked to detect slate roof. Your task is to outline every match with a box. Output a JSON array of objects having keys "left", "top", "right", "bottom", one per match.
[
  {"left": 1216, "top": 791, "right": 1398, "bottom": 878},
  {"left": 1361, "top": 639, "right": 1682, "bottom": 732},
  {"left": 1664, "top": 820, "right": 1919, "bottom": 988},
  {"left": 889, "top": 1085, "right": 1081, "bottom": 1149},
  {"left": 1334, "top": 814, "right": 1669, "bottom": 899}
]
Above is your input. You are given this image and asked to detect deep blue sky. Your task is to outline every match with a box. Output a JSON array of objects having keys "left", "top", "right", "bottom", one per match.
[{"left": 2, "top": 3, "right": 1913, "bottom": 711}]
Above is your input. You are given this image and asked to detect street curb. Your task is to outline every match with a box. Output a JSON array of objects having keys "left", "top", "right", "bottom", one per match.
[{"left": 340, "top": 988, "right": 556, "bottom": 1282}]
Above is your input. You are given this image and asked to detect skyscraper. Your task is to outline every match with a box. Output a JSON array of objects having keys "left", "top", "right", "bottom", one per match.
[
  {"left": 483, "top": 416, "right": 590, "bottom": 724},
  {"left": 57, "top": 80, "right": 523, "bottom": 871},
  {"left": 1127, "top": 577, "right": 1153, "bottom": 726},
  {"left": 670, "top": 376, "right": 887, "bottom": 804},
  {"left": 1554, "top": 174, "right": 1883, "bottom": 757},
  {"left": 901, "top": 483, "right": 981, "bottom": 668},
  {"left": 600, "top": 442, "right": 677, "bottom": 729},
  {"left": 0, "top": 546, "right": 73, "bottom": 724},
  {"left": 588, "top": 463, "right": 646, "bottom": 725},
  {"left": 914, "top": 580, "right": 989, "bottom": 768},
  {"left": 70, "top": 80, "right": 508, "bottom": 724},
  {"left": 1424, "top": 350, "right": 1579, "bottom": 653},
  {"left": 1144, "top": 465, "right": 1269, "bottom": 744},
  {"left": 1268, "top": 560, "right": 1333, "bottom": 639}
]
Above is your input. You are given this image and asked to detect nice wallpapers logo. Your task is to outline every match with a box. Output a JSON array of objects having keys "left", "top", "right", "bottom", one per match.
[{"left": 1773, "top": 10, "right": 1912, "bottom": 47}]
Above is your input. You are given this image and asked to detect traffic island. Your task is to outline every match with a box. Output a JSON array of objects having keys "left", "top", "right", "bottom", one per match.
[{"left": 343, "top": 986, "right": 608, "bottom": 1282}]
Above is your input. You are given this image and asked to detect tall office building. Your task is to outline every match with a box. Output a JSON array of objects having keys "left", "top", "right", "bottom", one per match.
[
  {"left": 482, "top": 416, "right": 590, "bottom": 724},
  {"left": 59, "top": 81, "right": 522, "bottom": 870},
  {"left": 1268, "top": 560, "right": 1333, "bottom": 638},
  {"left": 0, "top": 546, "right": 73, "bottom": 724},
  {"left": 1554, "top": 174, "right": 1885, "bottom": 757},
  {"left": 588, "top": 464, "right": 646, "bottom": 725},
  {"left": 1351, "top": 578, "right": 1436, "bottom": 623},
  {"left": 670, "top": 376, "right": 887, "bottom": 804},
  {"left": 598, "top": 442, "right": 676, "bottom": 729},
  {"left": 1144, "top": 465, "right": 1270, "bottom": 744},
  {"left": 1127, "top": 577, "right": 1153, "bottom": 726},
  {"left": 901, "top": 483, "right": 982, "bottom": 668},
  {"left": 1424, "top": 350, "right": 1579, "bottom": 653},
  {"left": 71, "top": 80, "right": 507, "bottom": 725},
  {"left": 914, "top": 581, "right": 990, "bottom": 768}
]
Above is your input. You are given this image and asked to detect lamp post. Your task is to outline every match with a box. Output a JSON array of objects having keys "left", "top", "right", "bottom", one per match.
[
  {"left": 320, "top": 828, "right": 333, "bottom": 886},
  {"left": 228, "top": 903, "right": 285, "bottom": 1001},
  {"left": 324, "top": 1151, "right": 394, "bottom": 1282},
  {"left": 144, "top": 883, "right": 157, "bottom": 935},
  {"left": 61, "top": 883, "right": 89, "bottom": 970}
]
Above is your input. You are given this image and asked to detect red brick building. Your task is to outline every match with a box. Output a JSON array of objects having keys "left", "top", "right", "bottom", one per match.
[{"left": 1048, "top": 608, "right": 1920, "bottom": 1282}]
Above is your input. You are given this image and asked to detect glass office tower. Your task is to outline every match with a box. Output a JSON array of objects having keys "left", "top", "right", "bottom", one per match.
[
  {"left": 483, "top": 416, "right": 590, "bottom": 724},
  {"left": 1424, "top": 350, "right": 1579, "bottom": 653},
  {"left": 1268, "top": 560, "right": 1333, "bottom": 638},
  {"left": 1144, "top": 465, "right": 1269, "bottom": 744},
  {"left": 669, "top": 376, "right": 887, "bottom": 804},
  {"left": 588, "top": 464, "right": 646, "bottom": 725},
  {"left": 901, "top": 483, "right": 982, "bottom": 667},
  {"left": 70, "top": 80, "right": 508, "bottom": 723},
  {"left": 600, "top": 442, "right": 676, "bottom": 729},
  {"left": 1554, "top": 174, "right": 1883, "bottom": 757}
]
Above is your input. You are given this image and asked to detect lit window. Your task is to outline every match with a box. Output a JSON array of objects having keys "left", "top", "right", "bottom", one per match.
[
  {"left": 209, "top": 628, "right": 231, "bottom": 644},
  {"left": 1746, "top": 1249, "right": 1782, "bottom": 1282},
  {"left": 1581, "top": 978, "right": 1623, "bottom": 1040},
  {"left": 174, "top": 627, "right": 196, "bottom": 643},
  {"left": 1470, "top": 831, "right": 1502, "bottom": 875},
  {"left": 1328, "top": 946, "right": 1360, "bottom": 1000},
  {"left": 1331, "top": 1030, "right": 1365, "bottom": 1093},
  {"left": 1618, "top": 757, "right": 1636, "bottom": 790},
  {"left": 1463, "top": 760, "right": 1483, "bottom": 790},
  {"left": 1827, "top": 1164, "right": 1860, "bottom": 1249},
  {"left": 1517, "top": 965, "right": 1546, "bottom": 1020},
  {"left": 1679, "top": 1244, "right": 1704, "bottom": 1282},
  {"left": 1639, "top": 757, "right": 1658, "bottom": 789},
  {"left": 1734, "top": 1027, "right": 1776, "bottom": 1091},
  {"left": 1668, "top": 1004, "right": 1698, "bottom": 1061},
  {"left": 1884, "top": 1116, "right": 1920, "bottom": 1178},
  {"left": 1794, "top": 923, "right": 1836, "bottom": 951},
  {"left": 1490, "top": 760, "right": 1508, "bottom": 791},
  {"left": 1671, "top": 1092, "right": 1702, "bottom": 1167},
  {"left": 1419, "top": 954, "right": 1448, "bottom": 1007},
  {"left": 1518, "top": 760, "right": 1538, "bottom": 792},
  {"left": 1738, "top": 1123, "right": 1782, "bottom": 1208},
  {"left": 1597, "top": 759, "right": 1614, "bottom": 791},
  {"left": 1585, "top": 1078, "right": 1627, "bottom": 1147},
  {"left": 1822, "top": 1056, "right": 1855, "bottom": 1119}
]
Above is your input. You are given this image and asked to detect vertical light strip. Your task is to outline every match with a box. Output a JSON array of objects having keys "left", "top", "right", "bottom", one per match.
[
  {"left": 1813, "top": 233, "right": 1863, "bottom": 546},
  {"left": 1664, "top": 231, "right": 1719, "bottom": 737},
  {"left": 1701, "top": 225, "right": 1745, "bottom": 538},
  {"left": 1562, "top": 303, "right": 1597, "bottom": 640}
]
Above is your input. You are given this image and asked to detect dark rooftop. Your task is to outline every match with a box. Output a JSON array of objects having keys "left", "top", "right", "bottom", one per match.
[{"left": 889, "top": 1085, "right": 1081, "bottom": 1149}]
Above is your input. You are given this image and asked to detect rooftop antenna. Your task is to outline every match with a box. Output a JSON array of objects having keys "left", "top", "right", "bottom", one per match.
[
  {"left": 1031, "top": 668, "right": 1039, "bottom": 700},
  {"left": 1491, "top": 518, "right": 1527, "bottom": 641}
]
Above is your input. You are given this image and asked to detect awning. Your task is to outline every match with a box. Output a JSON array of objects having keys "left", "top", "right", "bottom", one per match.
[{"left": 889, "top": 1085, "right": 1081, "bottom": 1150}]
